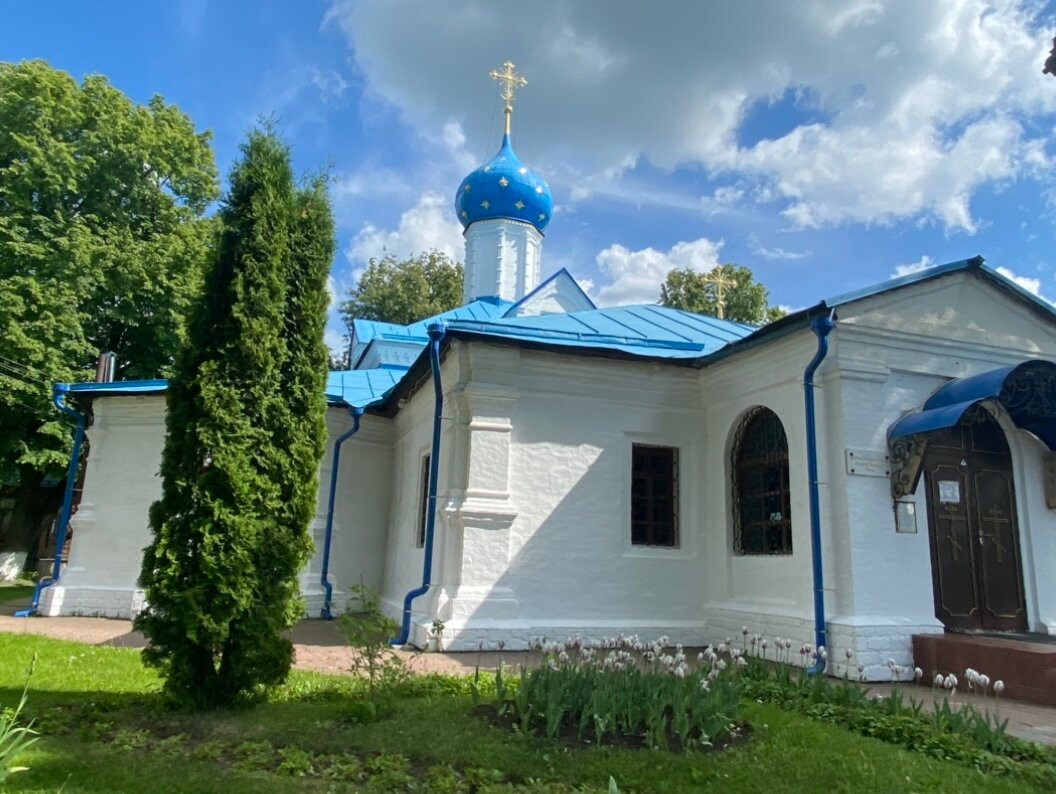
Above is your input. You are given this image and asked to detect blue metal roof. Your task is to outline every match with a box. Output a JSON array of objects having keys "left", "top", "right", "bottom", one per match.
[
  {"left": 325, "top": 368, "right": 404, "bottom": 409},
  {"left": 66, "top": 379, "right": 168, "bottom": 397},
  {"left": 62, "top": 256, "right": 1056, "bottom": 416},
  {"left": 446, "top": 304, "right": 755, "bottom": 359},
  {"left": 889, "top": 360, "right": 1056, "bottom": 449},
  {"left": 351, "top": 296, "right": 513, "bottom": 368}
]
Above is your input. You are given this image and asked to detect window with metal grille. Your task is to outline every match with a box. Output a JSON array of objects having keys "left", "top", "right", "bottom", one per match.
[
  {"left": 416, "top": 453, "right": 430, "bottom": 549},
  {"left": 731, "top": 407, "right": 792, "bottom": 555},
  {"left": 631, "top": 444, "right": 679, "bottom": 547}
]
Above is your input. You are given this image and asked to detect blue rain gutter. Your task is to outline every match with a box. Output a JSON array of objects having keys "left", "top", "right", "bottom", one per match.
[
  {"left": 804, "top": 312, "right": 835, "bottom": 675},
  {"left": 320, "top": 405, "right": 363, "bottom": 619},
  {"left": 391, "top": 322, "right": 446, "bottom": 646},
  {"left": 17, "top": 384, "right": 85, "bottom": 618}
]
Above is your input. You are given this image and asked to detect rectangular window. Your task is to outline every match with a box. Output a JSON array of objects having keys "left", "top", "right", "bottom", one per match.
[
  {"left": 416, "top": 453, "right": 431, "bottom": 549},
  {"left": 631, "top": 444, "right": 679, "bottom": 547}
]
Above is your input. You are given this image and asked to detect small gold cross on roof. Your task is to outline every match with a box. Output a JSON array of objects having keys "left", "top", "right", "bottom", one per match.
[
  {"left": 702, "top": 267, "right": 737, "bottom": 320},
  {"left": 490, "top": 60, "right": 527, "bottom": 135}
]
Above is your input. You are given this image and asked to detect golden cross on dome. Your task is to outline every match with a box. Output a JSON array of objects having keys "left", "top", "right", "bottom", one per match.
[
  {"left": 489, "top": 60, "right": 527, "bottom": 136},
  {"left": 702, "top": 267, "right": 737, "bottom": 320}
]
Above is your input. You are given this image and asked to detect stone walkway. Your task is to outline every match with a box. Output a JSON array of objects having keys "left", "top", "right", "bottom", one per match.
[
  {"left": 0, "top": 605, "right": 519, "bottom": 675},
  {"left": 1, "top": 606, "right": 1053, "bottom": 747}
]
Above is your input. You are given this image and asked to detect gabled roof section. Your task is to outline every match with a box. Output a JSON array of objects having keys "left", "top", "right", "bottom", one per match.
[
  {"left": 695, "top": 255, "right": 1056, "bottom": 368},
  {"left": 350, "top": 296, "right": 513, "bottom": 369},
  {"left": 503, "top": 268, "right": 596, "bottom": 318}
]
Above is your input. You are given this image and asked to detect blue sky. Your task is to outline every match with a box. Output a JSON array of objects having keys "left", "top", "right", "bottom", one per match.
[{"left": 5, "top": 0, "right": 1056, "bottom": 351}]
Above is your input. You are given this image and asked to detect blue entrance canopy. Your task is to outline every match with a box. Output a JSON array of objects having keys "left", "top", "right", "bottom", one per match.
[{"left": 889, "top": 360, "right": 1056, "bottom": 450}]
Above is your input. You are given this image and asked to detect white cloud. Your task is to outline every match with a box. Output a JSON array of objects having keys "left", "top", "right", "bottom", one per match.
[
  {"left": 747, "top": 233, "right": 812, "bottom": 261},
  {"left": 995, "top": 265, "right": 1043, "bottom": 296},
  {"left": 327, "top": 0, "right": 1056, "bottom": 232},
  {"left": 594, "top": 237, "right": 724, "bottom": 307},
  {"left": 346, "top": 191, "right": 465, "bottom": 266},
  {"left": 324, "top": 327, "right": 347, "bottom": 359},
  {"left": 308, "top": 66, "right": 349, "bottom": 102},
  {"left": 892, "top": 255, "right": 935, "bottom": 277}
]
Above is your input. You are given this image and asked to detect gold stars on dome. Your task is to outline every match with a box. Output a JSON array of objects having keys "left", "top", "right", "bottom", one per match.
[
  {"left": 481, "top": 200, "right": 490, "bottom": 210},
  {"left": 498, "top": 176, "right": 509, "bottom": 187},
  {"left": 538, "top": 213, "right": 546, "bottom": 222},
  {"left": 535, "top": 185, "right": 544, "bottom": 194},
  {"left": 461, "top": 210, "right": 468, "bottom": 220},
  {"left": 519, "top": 167, "right": 528, "bottom": 175},
  {"left": 463, "top": 184, "right": 471, "bottom": 193},
  {"left": 515, "top": 200, "right": 525, "bottom": 210}
]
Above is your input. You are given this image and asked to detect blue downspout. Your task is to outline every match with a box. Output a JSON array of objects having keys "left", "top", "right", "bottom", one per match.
[
  {"left": 804, "top": 312, "right": 836, "bottom": 674},
  {"left": 320, "top": 405, "right": 363, "bottom": 619},
  {"left": 391, "top": 322, "right": 446, "bottom": 646},
  {"left": 16, "top": 384, "right": 85, "bottom": 618}
]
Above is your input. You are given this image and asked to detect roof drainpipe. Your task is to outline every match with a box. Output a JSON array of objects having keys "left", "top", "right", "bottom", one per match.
[
  {"left": 391, "top": 322, "right": 446, "bottom": 646},
  {"left": 804, "top": 312, "right": 836, "bottom": 675},
  {"left": 16, "top": 384, "right": 85, "bottom": 618},
  {"left": 320, "top": 405, "right": 363, "bottom": 619}
]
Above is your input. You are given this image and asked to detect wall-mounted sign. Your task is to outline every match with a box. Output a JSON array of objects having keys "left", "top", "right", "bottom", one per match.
[
  {"left": 845, "top": 448, "right": 890, "bottom": 477},
  {"left": 895, "top": 500, "right": 918, "bottom": 534},
  {"left": 939, "top": 480, "right": 961, "bottom": 504}
]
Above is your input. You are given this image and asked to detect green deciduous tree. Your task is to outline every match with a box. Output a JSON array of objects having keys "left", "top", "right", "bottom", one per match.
[
  {"left": 659, "top": 264, "right": 786, "bottom": 325},
  {"left": 137, "top": 127, "right": 333, "bottom": 707},
  {"left": 341, "top": 250, "right": 463, "bottom": 327},
  {"left": 0, "top": 60, "right": 217, "bottom": 551}
]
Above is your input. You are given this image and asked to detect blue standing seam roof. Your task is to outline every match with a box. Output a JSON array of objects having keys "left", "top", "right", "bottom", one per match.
[
  {"left": 60, "top": 256, "right": 1056, "bottom": 412},
  {"left": 446, "top": 304, "right": 755, "bottom": 359},
  {"left": 325, "top": 368, "right": 404, "bottom": 409},
  {"left": 352, "top": 296, "right": 513, "bottom": 346}
]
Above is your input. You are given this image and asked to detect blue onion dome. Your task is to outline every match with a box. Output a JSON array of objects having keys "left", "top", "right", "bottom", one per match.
[{"left": 455, "top": 133, "right": 553, "bottom": 232}]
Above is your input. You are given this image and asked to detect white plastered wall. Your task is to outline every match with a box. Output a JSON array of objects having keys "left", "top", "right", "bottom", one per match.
[
  {"left": 378, "top": 370, "right": 444, "bottom": 634},
  {"left": 302, "top": 410, "right": 394, "bottom": 616},
  {"left": 44, "top": 400, "right": 396, "bottom": 620},
  {"left": 391, "top": 340, "right": 715, "bottom": 650},
  {"left": 42, "top": 395, "right": 165, "bottom": 617},
  {"left": 824, "top": 273, "right": 1056, "bottom": 677}
]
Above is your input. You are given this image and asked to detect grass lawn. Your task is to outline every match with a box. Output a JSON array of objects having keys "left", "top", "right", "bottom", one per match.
[
  {"left": 0, "top": 632, "right": 1046, "bottom": 793},
  {"left": 0, "top": 584, "right": 34, "bottom": 605}
]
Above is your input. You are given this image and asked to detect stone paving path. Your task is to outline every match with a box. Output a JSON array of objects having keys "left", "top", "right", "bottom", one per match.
[{"left": 1, "top": 605, "right": 1053, "bottom": 747}]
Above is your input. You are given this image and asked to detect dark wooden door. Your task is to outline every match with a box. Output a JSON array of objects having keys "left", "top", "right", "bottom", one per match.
[{"left": 923, "top": 408, "right": 1027, "bottom": 632}]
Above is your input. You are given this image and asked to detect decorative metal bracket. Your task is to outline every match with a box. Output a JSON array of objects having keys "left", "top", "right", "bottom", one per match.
[{"left": 889, "top": 435, "right": 928, "bottom": 499}]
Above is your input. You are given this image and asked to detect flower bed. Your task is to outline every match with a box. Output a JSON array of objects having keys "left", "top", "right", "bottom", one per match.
[{"left": 480, "top": 635, "right": 744, "bottom": 750}]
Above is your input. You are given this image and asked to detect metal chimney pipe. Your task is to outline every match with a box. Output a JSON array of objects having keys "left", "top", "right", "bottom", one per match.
[{"left": 95, "top": 351, "right": 116, "bottom": 383}]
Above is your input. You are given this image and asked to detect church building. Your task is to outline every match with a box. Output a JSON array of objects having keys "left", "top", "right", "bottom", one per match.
[{"left": 30, "top": 64, "right": 1056, "bottom": 690}]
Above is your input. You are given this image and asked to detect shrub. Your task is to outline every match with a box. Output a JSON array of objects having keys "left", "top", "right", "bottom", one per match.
[{"left": 339, "top": 585, "right": 415, "bottom": 719}]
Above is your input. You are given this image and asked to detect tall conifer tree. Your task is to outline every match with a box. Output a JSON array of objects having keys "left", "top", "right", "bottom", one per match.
[{"left": 137, "top": 127, "right": 331, "bottom": 706}]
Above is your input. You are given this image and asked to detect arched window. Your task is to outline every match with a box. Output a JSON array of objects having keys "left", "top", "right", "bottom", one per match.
[{"left": 731, "top": 407, "right": 792, "bottom": 555}]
